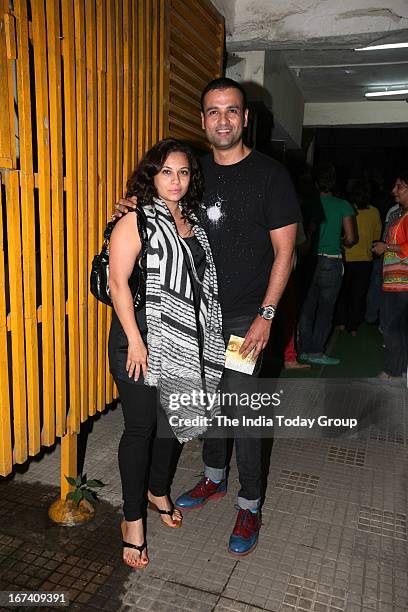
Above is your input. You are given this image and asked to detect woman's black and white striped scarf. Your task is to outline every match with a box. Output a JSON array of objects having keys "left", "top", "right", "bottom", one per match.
[{"left": 144, "top": 198, "right": 225, "bottom": 442}]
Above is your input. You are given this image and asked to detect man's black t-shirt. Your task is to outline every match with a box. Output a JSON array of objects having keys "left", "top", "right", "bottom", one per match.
[{"left": 198, "top": 150, "right": 302, "bottom": 320}]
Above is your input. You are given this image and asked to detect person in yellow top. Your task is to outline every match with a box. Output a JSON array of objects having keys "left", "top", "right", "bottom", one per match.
[{"left": 336, "top": 180, "right": 382, "bottom": 335}]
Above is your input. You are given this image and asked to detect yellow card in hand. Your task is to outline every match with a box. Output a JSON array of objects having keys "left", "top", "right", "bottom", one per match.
[{"left": 225, "top": 335, "right": 257, "bottom": 375}]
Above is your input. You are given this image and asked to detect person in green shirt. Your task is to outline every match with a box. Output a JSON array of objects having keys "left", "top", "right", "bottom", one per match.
[{"left": 299, "top": 163, "right": 357, "bottom": 365}]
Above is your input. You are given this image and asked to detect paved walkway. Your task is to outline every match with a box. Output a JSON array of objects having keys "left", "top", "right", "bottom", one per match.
[{"left": 1, "top": 372, "right": 407, "bottom": 612}]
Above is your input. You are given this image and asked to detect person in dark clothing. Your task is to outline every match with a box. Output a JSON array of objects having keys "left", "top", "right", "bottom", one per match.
[
  {"left": 336, "top": 180, "right": 381, "bottom": 334},
  {"left": 173, "top": 78, "right": 301, "bottom": 556},
  {"left": 109, "top": 139, "right": 224, "bottom": 569}
]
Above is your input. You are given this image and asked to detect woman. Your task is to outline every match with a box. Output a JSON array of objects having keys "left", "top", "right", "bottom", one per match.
[
  {"left": 372, "top": 170, "right": 408, "bottom": 382},
  {"left": 336, "top": 179, "right": 382, "bottom": 335},
  {"left": 108, "top": 139, "right": 224, "bottom": 568}
]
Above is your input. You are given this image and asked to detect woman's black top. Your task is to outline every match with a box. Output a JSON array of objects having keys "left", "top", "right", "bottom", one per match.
[
  {"left": 182, "top": 234, "right": 206, "bottom": 310},
  {"left": 108, "top": 233, "right": 205, "bottom": 383}
]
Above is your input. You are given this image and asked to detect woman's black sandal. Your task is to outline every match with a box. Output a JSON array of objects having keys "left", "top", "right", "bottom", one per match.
[
  {"left": 148, "top": 500, "right": 183, "bottom": 528},
  {"left": 121, "top": 521, "right": 149, "bottom": 569}
]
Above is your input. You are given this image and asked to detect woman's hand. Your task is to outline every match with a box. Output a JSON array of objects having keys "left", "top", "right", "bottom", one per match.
[
  {"left": 112, "top": 195, "right": 138, "bottom": 220},
  {"left": 126, "top": 337, "right": 148, "bottom": 381},
  {"left": 372, "top": 241, "right": 388, "bottom": 256}
]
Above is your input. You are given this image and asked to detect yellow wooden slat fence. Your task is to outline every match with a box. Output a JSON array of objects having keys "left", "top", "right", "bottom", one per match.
[
  {"left": 0, "top": 173, "right": 12, "bottom": 475},
  {"left": 46, "top": 0, "right": 67, "bottom": 437},
  {"left": 0, "top": 0, "right": 224, "bottom": 491},
  {"left": 86, "top": 0, "right": 99, "bottom": 419}
]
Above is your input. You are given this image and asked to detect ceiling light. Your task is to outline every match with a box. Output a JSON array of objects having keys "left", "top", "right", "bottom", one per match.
[
  {"left": 365, "top": 89, "right": 408, "bottom": 97},
  {"left": 355, "top": 42, "right": 408, "bottom": 51}
]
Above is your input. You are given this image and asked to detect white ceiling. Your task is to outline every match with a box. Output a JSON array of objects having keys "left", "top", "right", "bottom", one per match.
[
  {"left": 283, "top": 46, "right": 408, "bottom": 102},
  {"left": 213, "top": 0, "right": 408, "bottom": 103}
]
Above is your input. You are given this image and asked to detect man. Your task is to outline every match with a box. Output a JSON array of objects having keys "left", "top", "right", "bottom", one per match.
[
  {"left": 115, "top": 77, "right": 301, "bottom": 556},
  {"left": 298, "top": 163, "right": 357, "bottom": 365}
]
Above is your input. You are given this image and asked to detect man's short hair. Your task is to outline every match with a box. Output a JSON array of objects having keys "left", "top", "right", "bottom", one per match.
[
  {"left": 314, "top": 162, "right": 337, "bottom": 193},
  {"left": 200, "top": 77, "right": 247, "bottom": 112},
  {"left": 348, "top": 179, "right": 371, "bottom": 210}
]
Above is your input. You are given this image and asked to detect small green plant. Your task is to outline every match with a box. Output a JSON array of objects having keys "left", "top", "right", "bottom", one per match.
[{"left": 65, "top": 474, "right": 105, "bottom": 507}]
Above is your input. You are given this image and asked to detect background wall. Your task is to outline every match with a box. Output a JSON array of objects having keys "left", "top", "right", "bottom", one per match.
[
  {"left": 227, "top": 50, "right": 304, "bottom": 147},
  {"left": 304, "top": 101, "right": 408, "bottom": 127}
]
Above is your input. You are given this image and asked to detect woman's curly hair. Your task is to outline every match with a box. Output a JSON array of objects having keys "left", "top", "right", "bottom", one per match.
[
  {"left": 397, "top": 169, "right": 408, "bottom": 185},
  {"left": 126, "top": 139, "right": 203, "bottom": 221}
]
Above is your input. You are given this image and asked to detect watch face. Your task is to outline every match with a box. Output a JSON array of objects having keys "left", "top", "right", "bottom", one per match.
[
  {"left": 263, "top": 308, "right": 274, "bottom": 320},
  {"left": 260, "top": 306, "right": 275, "bottom": 320}
]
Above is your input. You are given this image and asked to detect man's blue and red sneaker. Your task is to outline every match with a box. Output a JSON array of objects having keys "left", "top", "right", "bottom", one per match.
[
  {"left": 228, "top": 509, "right": 261, "bottom": 556},
  {"left": 175, "top": 477, "right": 226, "bottom": 510}
]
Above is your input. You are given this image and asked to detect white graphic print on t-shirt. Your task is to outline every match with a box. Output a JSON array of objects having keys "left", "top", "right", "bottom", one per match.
[{"left": 203, "top": 194, "right": 225, "bottom": 226}]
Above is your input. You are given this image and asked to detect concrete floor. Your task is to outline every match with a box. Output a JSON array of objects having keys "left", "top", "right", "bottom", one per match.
[{"left": 1, "top": 374, "right": 407, "bottom": 612}]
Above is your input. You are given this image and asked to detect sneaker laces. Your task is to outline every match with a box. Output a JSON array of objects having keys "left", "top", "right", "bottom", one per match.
[
  {"left": 190, "top": 476, "right": 211, "bottom": 496},
  {"left": 233, "top": 507, "right": 259, "bottom": 536}
]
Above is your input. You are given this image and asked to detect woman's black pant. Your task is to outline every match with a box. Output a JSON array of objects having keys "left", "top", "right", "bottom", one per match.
[
  {"left": 336, "top": 260, "right": 372, "bottom": 332},
  {"left": 382, "top": 291, "right": 408, "bottom": 376},
  {"left": 115, "top": 379, "right": 183, "bottom": 521}
]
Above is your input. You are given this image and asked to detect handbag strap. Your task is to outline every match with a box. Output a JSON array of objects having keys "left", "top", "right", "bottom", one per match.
[
  {"left": 103, "top": 221, "right": 115, "bottom": 243},
  {"left": 104, "top": 206, "right": 147, "bottom": 252}
]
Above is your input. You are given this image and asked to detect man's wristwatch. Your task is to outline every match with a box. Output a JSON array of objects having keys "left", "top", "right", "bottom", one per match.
[{"left": 258, "top": 304, "right": 276, "bottom": 320}]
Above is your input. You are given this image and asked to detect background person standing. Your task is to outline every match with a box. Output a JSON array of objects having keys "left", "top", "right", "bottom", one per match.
[
  {"left": 372, "top": 170, "right": 408, "bottom": 383},
  {"left": 336, "top": 179, "right": 382, "bottom": 335},
  {"left": 298, "top": 163, "right": 357, "bottom": 365}
]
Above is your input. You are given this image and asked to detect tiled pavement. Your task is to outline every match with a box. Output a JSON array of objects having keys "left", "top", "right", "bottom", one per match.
[{"left": 0, "top": 380, "right": 407, "bottom": 612}]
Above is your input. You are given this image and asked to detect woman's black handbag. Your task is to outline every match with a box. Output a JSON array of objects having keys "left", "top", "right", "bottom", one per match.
[{"left": 90, "top": 208, "right": 147, "bottom": 308}]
